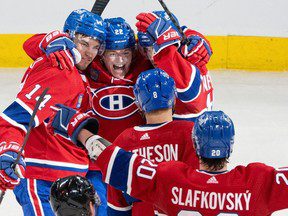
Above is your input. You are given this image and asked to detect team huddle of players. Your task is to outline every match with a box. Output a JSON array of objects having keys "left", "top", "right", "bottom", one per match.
[{"left": 0, "top": 7, "right": 287, "bottom": 216}]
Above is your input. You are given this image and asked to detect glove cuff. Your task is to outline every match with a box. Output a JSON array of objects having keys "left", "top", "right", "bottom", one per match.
[
  {"left": 0, "top": 142, "right": 22, "bottom": 155},
  {"left": 154, "top": 40, "right": 181, "bottom": 55},
  {"left": 39, "top": 30, "right": 67, "bottom": 50},
  {"left": 69, "top": 117, "right": 99, "bottom": 146}
]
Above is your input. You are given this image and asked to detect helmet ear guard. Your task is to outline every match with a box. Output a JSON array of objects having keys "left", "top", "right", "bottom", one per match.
[
  {"left": 133, "top": 68, "right": 176, "bottom": 113},
  {"left": 192, "top": 111, "right": 235, "bottom": 159}
]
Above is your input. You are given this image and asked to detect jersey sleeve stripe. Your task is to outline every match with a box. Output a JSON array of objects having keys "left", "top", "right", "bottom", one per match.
[
  {"left": 176, "top": 65, "right": 201, "bottom": 102},
  {"left": 16, "top": 98, "right": 40, "bottom": 127},
  {"left": 111, "top": 148, "right": 134, "bottom": 191},
  {"left": 2, "top": 99, "right": 38, "bottom": 130},
  {"left": 0, "top": 113, "right": 27, "bottom": 133},
  {"left": 107, "top": 205, "right": 132, "bottom": 216},
  {"left": 173, "top": 108, "right": 208, "bottom": 121},
  {"left": 107, "top": 202, "right": 132, "bottom": 211},
  {"left": 105, "top": 146, "right": 121, "bottom": 183},
  {"left": 126, "top": 153, "right": 137, "bottom": 195},
  {"left": 105, "top": 146, "right": 137, "bottom": 194},
  {"left": 26, "top": 162, "right": 88, "bottom": 173},
  {"left": 25, "top": 158, "right": 89, "bottom": 172}
]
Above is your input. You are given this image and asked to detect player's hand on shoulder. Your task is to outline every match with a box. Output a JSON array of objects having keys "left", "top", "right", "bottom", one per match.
[
  {"left": 0, "top": 142, "right": 25, "bottom": 191},
  {"left": 50, "top": 104, "right": 99, "bottom": 147},
  {"left": 50, "top": 104, "right": 111, "bottom": 160},
  {"left": 136, "top": 12, "right": 181, "bottom": 54},
  {"left": 40, "top": 30, "right": 81, "bottom": 71},
  {"left": 179, "top": 27, "right": 212, "bottom": 68}
]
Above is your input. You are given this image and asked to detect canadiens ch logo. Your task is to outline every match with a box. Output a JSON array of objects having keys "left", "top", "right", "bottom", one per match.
[{"left": 92, "top": 85, "right": 139, "bottom": 120}]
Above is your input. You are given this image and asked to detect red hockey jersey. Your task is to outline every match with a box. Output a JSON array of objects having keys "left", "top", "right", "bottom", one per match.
[
  {"left": 107, "top": 121, "right": 199, "bottom": 215},
  {"left": 98, "top": 145, "right": 288, "bottom": 216},
  {"left": 23, "top": 33, "right": 214, "bottom": 171},
  {"left": 0, "top": 56, "right": 91, "bottom": 182},
  {"left": 154, "top": 45, "right": 213, "bottom": 122}
]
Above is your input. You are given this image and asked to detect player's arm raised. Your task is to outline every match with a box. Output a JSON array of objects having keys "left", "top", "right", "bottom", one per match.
[
  {"left": 50, "top": 105, "right": 162, "bottom": 204},
  {"left": 23, "top": 30, "right": 80, "bottom": 71},
  {"left": 136, "top": 12, "right": 202, "bottom": 104},
  {"left": 179, "top": 27, "right": 213, "bottom": 74}
]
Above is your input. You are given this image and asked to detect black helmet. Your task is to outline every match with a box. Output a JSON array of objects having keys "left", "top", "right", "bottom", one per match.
[{"left": 50, "top": 175, "right": 100, "bottom": 216}]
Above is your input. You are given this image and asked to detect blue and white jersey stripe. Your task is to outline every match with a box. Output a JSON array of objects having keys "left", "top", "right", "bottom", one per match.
[
  {"left": 1, "top": 98, "right": 40, "bottom": 132},
  {"left": 105, "top": 147, "right": 137, "bottom": 194},
  {"left": 173, "top": 108, "right": 208, "bottom": 122},
  {"left": 107, "top": 203, "right": 132, "bottom": 216},
  {"left": 25, "top": 158, "right": 89, "bottom": 173},
  {"left": 176, "top": 64, "right": 201, "bottom": 103}
]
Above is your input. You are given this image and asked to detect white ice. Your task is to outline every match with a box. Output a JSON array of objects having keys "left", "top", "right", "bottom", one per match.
[{"left": 0, "top": 69, "right": 287, "bottom": 215}]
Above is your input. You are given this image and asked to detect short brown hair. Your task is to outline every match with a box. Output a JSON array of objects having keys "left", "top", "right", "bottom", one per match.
[{"left": 200, "top": 157, "right": 229, "bottom": 172}]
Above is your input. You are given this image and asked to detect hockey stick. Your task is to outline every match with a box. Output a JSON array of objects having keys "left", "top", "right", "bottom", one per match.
[
  {"left": 91, "top": 0, "right": 110, "bottom": 15},
  {"left": 0, "top": 87, "right": 49, "bottom": 205},
  {"left": 157, "top": 0, "right": 190, "bottom": 45}
]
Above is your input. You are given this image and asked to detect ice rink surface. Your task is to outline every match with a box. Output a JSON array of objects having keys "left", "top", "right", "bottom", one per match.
[{"left": 0, "top": 69, "right": 287, "bottom": 215}]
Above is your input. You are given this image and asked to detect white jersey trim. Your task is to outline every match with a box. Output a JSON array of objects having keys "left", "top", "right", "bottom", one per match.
[
  {"left": 107, "top": 202, "right": 132, "bottom": 211},
  {"left": 133, "top": 121, "right": 171, "bottom": 131},
  {"left": 16, "top": 98, "right": 40, "bottom": 127},
  {"left": 25, "top": 158, "right": 89, "bottom": 169},
  {"left": 176, "top": 64, "right": 202, "bottom": 103},
  {"left": 154, "top": 210, "right": 168, "bottom": 216},
  {"left": 176, "top": 64, "right": 196, "bottom": 93},
  {"left": 27, "top": 179, "right": 45, "bottom": 216},
  {"left": 0, "top": 113, "right": 27, "bottom": 133},
  {"left": 27, "top": 179, "right": 38, "bottom": 216},
  {"left": 127, "top": 153, "right": 137, "bottom": 195},
  {"left": 173, "top": 108, "right": 207, "bottom": 119},
  {"left": 105, "top": 146, "right": 121, "bottom": 183},
  {"left": 80, "top": 73, "right": 87, "bottom": 82}
]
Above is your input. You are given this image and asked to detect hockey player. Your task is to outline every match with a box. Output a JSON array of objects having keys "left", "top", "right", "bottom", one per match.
[
  {"left": 24, "top": 11, "right": 213, "bottom": 123},
  {"left": 22, "top": 17, "right": 151, "bottom": 216},
  {"left": 136, "top": 11, "right": 214, "bottom": 121},
  {"left": 23, "top": 13, "right": 213, "bottom": 215},
  {"left": 50, "top": 175, "right": 100, "bottom": 216},
  {"left": 107, "top": 68, "right": 199, "bottom": 215},
  {"left": 137, "top": 11, "right": 212, "bottom": 75},
  {"left": 52, "top": 110, "right": 288, "bottom": 215},
  {"left": 0, "top": 9, "right": 104, "bottom": 215}
]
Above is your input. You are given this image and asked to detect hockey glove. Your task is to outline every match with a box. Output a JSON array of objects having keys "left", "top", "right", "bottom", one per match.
[
  {"left": 137, "top": 31, "right": 154, "bottom": 47},
  {"left": 136, "top": 12, "right": 181, "bottom": 54},
  {"left": 40, "top": 30, "right": 81, "bottom": 71},
  {"left": 83, "top": 135, "right": 111, "bottom": 160},
  {"left": 51, "top": 104, "right": 99, "bottom": 147},
  {"left": 0, "top": 142, "right": 25, "bottom": 191},
  {"left": 179, "top": 32, "right": 212, "bottom": 69}
]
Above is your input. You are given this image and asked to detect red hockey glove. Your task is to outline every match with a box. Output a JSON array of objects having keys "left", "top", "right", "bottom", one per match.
[
  {"left": 40, "top": 30, "right": 81, "bottom": 71},
  {"left": 179, "top": 30, "right": 212, "bottom": 69},
  {"left": 136, "top": 12, "right": 181, "bottom": 54},
  {"left": 0, "top": 142, "right": 25, "bottom": 191}
]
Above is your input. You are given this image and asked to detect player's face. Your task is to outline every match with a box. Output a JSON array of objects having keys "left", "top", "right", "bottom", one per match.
[
  {"left": 74, "top": 34, "right": 101, "bottom": 70},
  {"left": 102, "top": 48, "right": 133, "bottom": 79}
]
